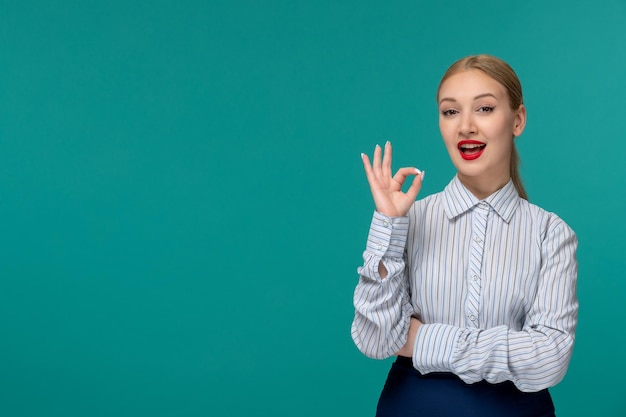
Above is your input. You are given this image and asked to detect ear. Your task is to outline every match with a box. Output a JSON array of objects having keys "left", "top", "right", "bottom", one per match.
[{"left": 513, "top": 104, "right": 526, "bottom": 137}]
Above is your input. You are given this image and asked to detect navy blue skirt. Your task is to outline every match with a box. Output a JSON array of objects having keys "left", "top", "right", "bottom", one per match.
[{"left": 376, "top": 357, "right": 555, "bottom": 417}]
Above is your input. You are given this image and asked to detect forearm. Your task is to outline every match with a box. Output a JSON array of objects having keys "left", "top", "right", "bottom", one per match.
[
  {"left": 412, "top": 322, "right": 575, "bottom": 392},
  {"left": 351, "top": 212, "right": 413, "bottom": 359}
]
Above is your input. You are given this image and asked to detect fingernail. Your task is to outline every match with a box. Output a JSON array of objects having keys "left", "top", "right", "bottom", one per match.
[
  {"left": 421, "top": 171, "right": 426, "bottom": 180},
  {"left": 415, "top": 168, "right": 422, "bottom": 175},
  {"left": 360, "top": 152, "right": 365, "bottom": 158},
  {"left": 386, "top": 140, "right": 391, "bottom": 145}
]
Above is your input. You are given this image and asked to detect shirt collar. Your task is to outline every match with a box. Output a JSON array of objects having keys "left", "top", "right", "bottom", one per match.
[{"left": 442, "top": 175, "right": 521, "bottom": 223}]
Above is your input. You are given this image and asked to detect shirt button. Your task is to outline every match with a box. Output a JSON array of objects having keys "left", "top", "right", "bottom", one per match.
[
  {"left": 383, "top": 220, "right": 389, "bottom": 227},
  {"left": 377, "top": 243, "right": 383, "bottom": 250},
  {"left": 474, "top": 236, "right": 482, "bottom": 243},
  {"left": 469, "top": 315, "right": 476, "bottom": 322},
  {"left": 472, "top": 274, "right": 479, "bottom": 281}
]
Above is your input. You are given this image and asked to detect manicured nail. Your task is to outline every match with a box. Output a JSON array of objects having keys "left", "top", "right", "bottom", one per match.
[
  {"left": 421, "top": 171, "right": 426, "bottom": 180},
  {"left": 415, "top": 168, "right": 422, "bottom": 175},
  {"left": 386, "top": 140, "right": 391, "bottom": 145}
]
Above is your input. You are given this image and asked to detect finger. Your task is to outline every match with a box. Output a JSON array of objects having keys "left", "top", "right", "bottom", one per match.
[
  {"left": 382, "top": 141, "right": 392, "bottom": 179},
  {"left": 391, "top": 167, "right": 421, "bottom": 190},
  {"left": 361, "top": 152, "right": 374, "bottom": 182},
  {"left": 405, "top": 170, "right": 425, "bottom": 201},
  {"left": 372, "top": 144, "right": 382, "bottom": 178}
]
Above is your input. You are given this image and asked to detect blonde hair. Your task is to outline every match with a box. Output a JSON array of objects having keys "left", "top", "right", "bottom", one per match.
[{"left": 437, "top": 55, "right": 528, "bottom": 200}]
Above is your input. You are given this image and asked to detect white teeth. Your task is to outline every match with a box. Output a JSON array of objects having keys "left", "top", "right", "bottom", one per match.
[{"left": 461, "top": 144, "right": 484, "bottom": 149}]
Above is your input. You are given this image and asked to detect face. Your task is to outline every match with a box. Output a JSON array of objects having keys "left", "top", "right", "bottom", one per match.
[{"left": 438, "top": 69, "right": 526, "bottom": 198}]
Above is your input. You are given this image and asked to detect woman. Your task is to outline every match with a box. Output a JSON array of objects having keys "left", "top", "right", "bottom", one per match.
[{"left": 352, "top": 55, "right": 578, "bottom": 417}]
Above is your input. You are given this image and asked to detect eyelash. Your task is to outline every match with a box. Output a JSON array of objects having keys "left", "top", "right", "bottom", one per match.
[{"left": 440, "top": 106, "right": 495, "bottom": 116}]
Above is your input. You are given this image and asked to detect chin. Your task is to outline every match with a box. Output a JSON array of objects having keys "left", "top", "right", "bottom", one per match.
[{"left": 450, "top": 159, "right": 483, "bottom": 177}]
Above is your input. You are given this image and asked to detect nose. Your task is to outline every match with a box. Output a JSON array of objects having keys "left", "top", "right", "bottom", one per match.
[{"left": 458, "top": 113, "right": 476, "bottom": 137}]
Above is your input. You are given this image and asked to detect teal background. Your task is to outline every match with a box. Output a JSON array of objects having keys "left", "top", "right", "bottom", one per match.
[{"left": 1, "top": 1, "right": 625, "bottom": 416}]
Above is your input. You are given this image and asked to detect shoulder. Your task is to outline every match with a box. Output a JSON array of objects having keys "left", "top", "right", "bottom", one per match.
[{"left": 516, "top": 199, "right": 577, "bottom": 242}]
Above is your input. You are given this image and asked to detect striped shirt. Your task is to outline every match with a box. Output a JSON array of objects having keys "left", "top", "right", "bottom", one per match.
[{"left": 351, "top": 176, "right": 578, "bottom": 392}]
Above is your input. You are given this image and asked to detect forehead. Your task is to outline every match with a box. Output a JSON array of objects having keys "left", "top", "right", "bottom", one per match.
[{"left": 438, "top": 70, "right": 507, "bottom": 101}]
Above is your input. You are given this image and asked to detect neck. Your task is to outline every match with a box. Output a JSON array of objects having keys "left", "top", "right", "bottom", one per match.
[{"left": 457, "top": 173, "right": 510, "bottom": 200}]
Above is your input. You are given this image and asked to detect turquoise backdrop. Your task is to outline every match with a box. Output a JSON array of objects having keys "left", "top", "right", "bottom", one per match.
[{"left": 1, "top": 1, "right": 625, "bottom": 416}]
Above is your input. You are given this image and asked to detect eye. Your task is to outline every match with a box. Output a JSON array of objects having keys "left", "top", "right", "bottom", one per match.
[
  {"left": 477, "top": 106, "right": 495, "bottom": 113},
  {"left": 441, "top": 109, "right": 458, "bottom": 116}
]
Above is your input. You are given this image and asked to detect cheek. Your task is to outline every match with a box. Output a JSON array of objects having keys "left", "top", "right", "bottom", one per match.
[
  {"left": 482, "top": 117, "right": 514, "bottom": 140},
  {"left": 439, "top": 120, "right": 455, "bottom": 144},
  {"left": 440, "top": 127, "right": 460, "bottom": 158}
]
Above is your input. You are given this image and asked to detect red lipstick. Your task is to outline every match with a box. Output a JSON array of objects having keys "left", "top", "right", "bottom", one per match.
[{"left": 458, "top": 140, "right": 486, "bottom": 161}]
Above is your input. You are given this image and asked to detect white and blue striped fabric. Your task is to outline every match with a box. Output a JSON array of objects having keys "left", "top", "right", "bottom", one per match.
[{"left": 351, "top": 176, "right": 578, "bottom": 393}]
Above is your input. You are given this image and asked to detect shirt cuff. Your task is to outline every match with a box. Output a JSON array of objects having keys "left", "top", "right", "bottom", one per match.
[
  {"left": 365, "top": 211, "right": 409, "bottom": 259},
  {"left": 412, "top": 323, "right": 460, "bottom": 374}
]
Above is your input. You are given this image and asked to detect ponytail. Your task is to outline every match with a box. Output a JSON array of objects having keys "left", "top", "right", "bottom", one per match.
[{"left": 510, "top": 143, "right": 528, "bottom": 200}]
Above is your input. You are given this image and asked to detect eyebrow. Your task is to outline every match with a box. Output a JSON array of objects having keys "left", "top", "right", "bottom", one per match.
[{"left": 438, "top": 93, "right": 498, "bottom": 105}]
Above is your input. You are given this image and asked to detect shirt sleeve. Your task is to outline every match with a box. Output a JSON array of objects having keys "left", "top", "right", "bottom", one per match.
[
  {"left": 412, "top": 217, "right": 578, "bottom": 392},
  {"left": 351, "top": 211, "right": 415, "bottom": 359}
]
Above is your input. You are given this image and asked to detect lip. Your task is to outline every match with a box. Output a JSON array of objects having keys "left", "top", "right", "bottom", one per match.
[{"left": 458, "top": 140, "right": 486, "bottom": 161}]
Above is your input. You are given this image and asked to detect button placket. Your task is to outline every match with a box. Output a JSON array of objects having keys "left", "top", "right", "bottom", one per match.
[{"left": 466, "top": 203, "right": 489, "bottom": 328}]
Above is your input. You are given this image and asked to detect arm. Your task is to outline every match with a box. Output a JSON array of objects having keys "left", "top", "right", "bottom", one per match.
[
  {"left": 351, "top": 142, "right": 424, "bottom": 359},
  {"left": 409, "top": 219, "right": 578, "bottom": 392}
]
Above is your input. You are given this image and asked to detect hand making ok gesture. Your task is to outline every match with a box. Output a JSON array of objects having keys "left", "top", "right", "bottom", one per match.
[{"left": 361, "top": 141, "right": 424, "bottom": 218}]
